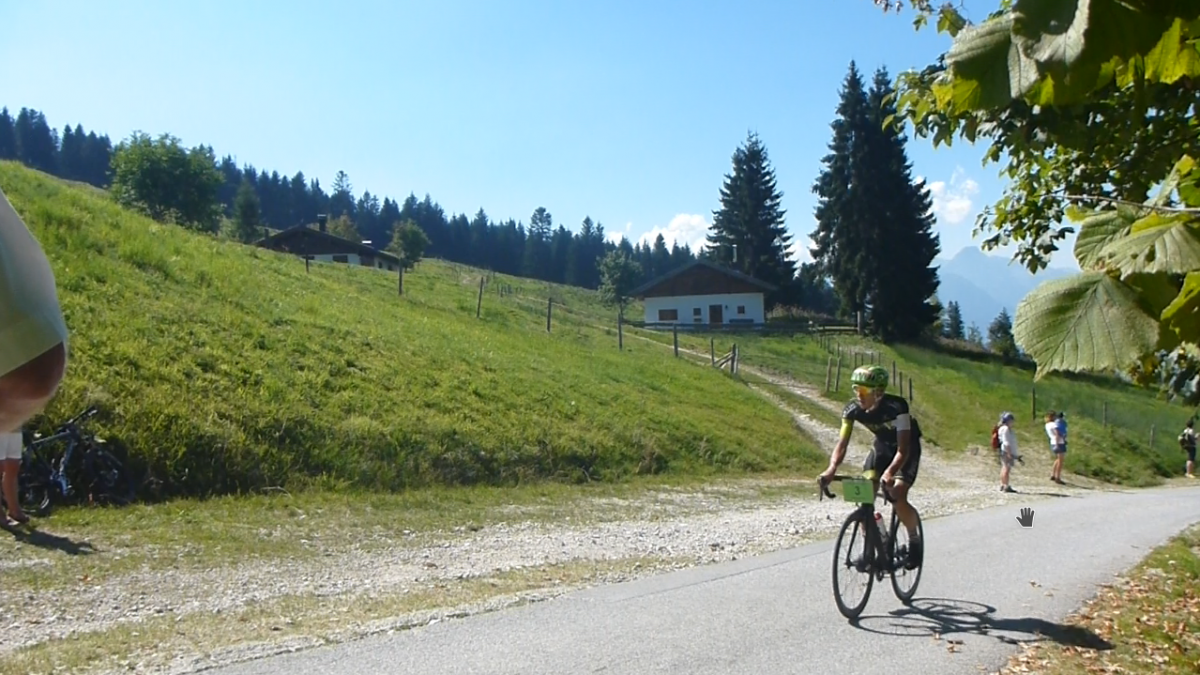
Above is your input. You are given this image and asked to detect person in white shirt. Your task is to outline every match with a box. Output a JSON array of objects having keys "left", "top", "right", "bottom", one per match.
[
  {"left": 1045, "top": 410, "right": 1065, "bottom": 484},
  {"left": 0, "top": 186, "right": 69, "bottom": 526},
  {"left": 998, "top": 412, "right": 1019, "bottom": 493}
]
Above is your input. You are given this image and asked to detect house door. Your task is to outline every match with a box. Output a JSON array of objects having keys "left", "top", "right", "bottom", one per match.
[{"left": 708, "top": 304, "right": 723, "bottom": 324}]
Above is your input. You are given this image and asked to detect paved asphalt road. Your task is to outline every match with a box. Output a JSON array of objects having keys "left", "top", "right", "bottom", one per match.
[{"left": 209, "top": 485, "right": 1200, "bottom": 675}]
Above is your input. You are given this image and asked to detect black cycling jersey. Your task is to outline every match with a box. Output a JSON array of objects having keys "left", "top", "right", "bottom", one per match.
[{"left": 839, "top": 393, "right": 921, "bottom": 448}]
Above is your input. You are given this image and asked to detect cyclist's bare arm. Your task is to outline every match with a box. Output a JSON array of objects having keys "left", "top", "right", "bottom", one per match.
[{"left": 825, "top": 419, "right": 854, "bottom": 474}]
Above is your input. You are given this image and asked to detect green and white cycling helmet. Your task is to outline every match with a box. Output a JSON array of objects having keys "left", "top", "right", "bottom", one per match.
[{"left": 850, "top": 365, "right": 889, "bottom": 390}]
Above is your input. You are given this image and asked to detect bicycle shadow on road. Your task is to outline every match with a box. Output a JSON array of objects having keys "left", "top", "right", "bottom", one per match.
[
  {"left": 2, "top": 523, "right": 96, "bottom": 556},
  {"left": 849, "top": 596, "right": 1112, "bottom": 651}
]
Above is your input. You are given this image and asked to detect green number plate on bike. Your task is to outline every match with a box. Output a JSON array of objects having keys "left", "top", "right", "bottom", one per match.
[{"left": 842, "top": 479, "right": 874, "bottom": 504}]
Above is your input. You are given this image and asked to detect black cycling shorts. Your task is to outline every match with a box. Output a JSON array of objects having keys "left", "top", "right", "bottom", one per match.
[{"left": 864, "top": 438, "right": 921, "bottom": 486}]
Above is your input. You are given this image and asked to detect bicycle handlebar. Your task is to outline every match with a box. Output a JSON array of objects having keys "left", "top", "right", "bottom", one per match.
[
  {"left": 817, "top": 474, "right": 894, "bottom": 503},
  {"left": 59, "top": 406, "right": 99, "bottom": 431}
]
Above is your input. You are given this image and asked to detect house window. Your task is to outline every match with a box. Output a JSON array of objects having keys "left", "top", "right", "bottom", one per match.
[
  {"left": 332, "top": 254, "right": 349, "bottom": 264},
  {"left": 658, "top": 309, "right": 679, "bottom": 321},
  {"left": 737, "top": 305, "right": 746, "bottom": 315},
  {"left": 693, "top": 307, "right": 701, "bottom": 316}
]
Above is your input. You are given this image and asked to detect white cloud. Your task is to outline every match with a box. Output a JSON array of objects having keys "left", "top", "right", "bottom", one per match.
[
  {"left": 788, "top": 237, "right": 813, "bottom": 265},
  {"left": 926, "top": 166, "right": 980, "bottom": 227},
  {"left": 636, "top": 213, "right": 712, "bottom": 253},
  {"left": 605, "top": 221, "right": 634, "bottom": 245}
]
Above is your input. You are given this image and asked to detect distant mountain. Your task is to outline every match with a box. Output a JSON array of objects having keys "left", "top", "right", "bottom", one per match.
[{"left": 934, "top": 246, "right": 1076, "bottom": 334}]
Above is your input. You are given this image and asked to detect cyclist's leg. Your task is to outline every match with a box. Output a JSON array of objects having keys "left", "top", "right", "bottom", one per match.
[
  {"left": 889, "top": 442, "right": 920, "bottom": 534},
  {"left": 0, "top": 185, "right": 69, "bottom": 435},
  {"left": 887, "top": 439, "right": 922, "bottom": 567}
]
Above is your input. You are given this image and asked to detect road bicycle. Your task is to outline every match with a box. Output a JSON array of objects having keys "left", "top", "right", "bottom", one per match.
[
  {"left": 818, "top": 469, "right": 924, "bottom": 620},
  {"left": 5, "top": 406, "right": 135, "bottom": 517}
]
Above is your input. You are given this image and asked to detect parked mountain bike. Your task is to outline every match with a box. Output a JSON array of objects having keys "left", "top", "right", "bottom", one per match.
[
  {"left": 818, "top": 469, "right": 924, "bottom": 620},
  {"left": 4, "top": 406, "right": 135, "bottom": 517}
]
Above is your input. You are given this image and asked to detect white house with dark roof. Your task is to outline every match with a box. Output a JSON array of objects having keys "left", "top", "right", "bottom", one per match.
[{"left": 629, "top": 259, "right": 777, "bottom": 326}]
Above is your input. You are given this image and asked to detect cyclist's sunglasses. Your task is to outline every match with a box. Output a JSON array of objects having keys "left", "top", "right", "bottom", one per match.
[{"left": 852, "top": 384, "right": 877, "bottom": 394}]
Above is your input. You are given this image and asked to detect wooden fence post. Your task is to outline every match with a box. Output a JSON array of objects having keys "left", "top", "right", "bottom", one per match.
[
  {"left": 908, "top": 377, "right": 913, "bottom": 402},
  {"left": 835, "top": 356, "right": 843, "bottom": 392},
  {"left": 711, "top": 338, "right": 716, "bottom": 365},
  {"left": 398, "top": 265, "right": 403, "bottom": 295},
  {"left": 305, "top": 256, "right": 310, "bottom": 273},
  {"left": 618, "top": 314, "right": 624, "bottom": 350},
  {"left": 1031, "top": 385, "right": 1037, "bottom": 422},
  {"left": 733, "top": 344, "right": 739, "bottom": 375},
  {"left": 476, "top": 277, "right": 485, "bottom": 318},
  {"left": 1102, "top": 401, "right": 1108, "bottom": 427},
  {"left": 546, "top": 297, "right": 552, "bottom": 332},
  {"left": 673, "top": 325, "right": 679, "bottom": 357},
  {"left": 825, "top": 356, "right": 833, "bottom": 392}
]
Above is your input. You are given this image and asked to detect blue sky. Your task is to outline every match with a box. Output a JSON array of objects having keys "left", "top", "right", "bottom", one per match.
[{"left": 0, "top": 0, "right": 1079, "bottom": 272}]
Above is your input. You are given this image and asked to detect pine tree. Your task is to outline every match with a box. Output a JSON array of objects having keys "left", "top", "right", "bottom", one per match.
[
  {"left": 522, "top": 206, "right": 552, "bottom": 279},
  {"left": 706, "top": 130, "right": 797, "bottom": 309},
  {"left": 944, "top": 300, "right": 965, "bottom": 340},
  {"left": 988, "top": 308, "right": 1019, "bottom": 359},
  {"left": 0, "top": 108, "right": 14, "bottom": 160},
  {"left": 966, "top": 323, "right": 984, "bottom": 347},
  {"left": 860, "top": 67, "right": 942, "bottom": 342},
  {"left": 233, "top": 178, "right": 262, "bottom": 243},
  {"left": 329, "top": 171, "right": 355, "bottom": 219},
  {"left": 810, "top": 62, "right": 874, "bottom": 321}
]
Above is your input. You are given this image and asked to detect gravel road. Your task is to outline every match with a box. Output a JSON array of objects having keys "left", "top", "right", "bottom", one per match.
[{"left": 0, "top": 362, "right": 1123, "bottom": 674}]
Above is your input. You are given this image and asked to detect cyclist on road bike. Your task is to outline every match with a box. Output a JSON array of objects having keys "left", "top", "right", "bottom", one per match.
[{"left": 819, "top": 364, "right": 922, "bottom": 569}]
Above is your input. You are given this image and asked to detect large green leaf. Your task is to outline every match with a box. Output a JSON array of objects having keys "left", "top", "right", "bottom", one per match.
[
  {"left": 941, "top": 0, "right": 1200, "bottom": 110},
  {"left": 1178, "top": 155, "right": 1200, "bottom": 208},
  {"left": 1142, "top": 17, "right": 1200, "bottom": 83},
  {"left": 1072, "top": 205, "right": 1138, "bottom": 270},
  {"left": 944, "top": 13, "right": 1022, "bottom": 110},
  {"left": 1094, "top": 213, "right": 1200, "bottom": 275},
  {"left": 1012, "top": 0, "right": 1090, "bottom": 73},
  {"left": 1124, "top": 271, "right": 1186, "bottom": 352},
  {"left": 1161, "top": 271, "right": 1200, "bottom": 345},
  {"left": 1013, "top": 271, "right": 1160, "bottom": 378}
]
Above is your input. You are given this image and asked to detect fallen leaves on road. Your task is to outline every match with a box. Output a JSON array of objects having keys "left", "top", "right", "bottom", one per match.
[{"left": 997, "top": 524, "right": 1200, "bottom": 675}]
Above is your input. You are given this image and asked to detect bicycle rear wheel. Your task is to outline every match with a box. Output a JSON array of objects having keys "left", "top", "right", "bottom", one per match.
[
  {"left": 15, "top": 451, "right": 54, "bottom": 516},
  {"left": 832, "top": 510, "right": 874, "bottom": 619},
  {"left": 889, "top": 507, "right": 924, "bottom": 604},
  {"left": 84, "top": 445, "right": 135, "bottom": 507}
]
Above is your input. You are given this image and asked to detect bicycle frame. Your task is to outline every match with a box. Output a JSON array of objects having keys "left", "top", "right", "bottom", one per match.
[
  {"left": 24, "top": 406, "right": 100, "bottom": 499},
  {"left": 820, "top": 471, "right": 896, "bottom": 573}
]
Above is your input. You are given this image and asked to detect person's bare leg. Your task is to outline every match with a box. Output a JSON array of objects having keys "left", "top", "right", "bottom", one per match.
[
  {"left": 2, "top": 456, "right": 22, "bottom": 521},
  {"left": 0, "top": 341, "right": 66, "bottom": 433},
  {"left": 890, "top": 481, "right": 918, "bottom": 536}
]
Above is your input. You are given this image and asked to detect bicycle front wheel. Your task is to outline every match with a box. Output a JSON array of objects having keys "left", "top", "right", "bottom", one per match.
[
  {"left": 832, "top": 510, "right": 873, "bottom": 620},
  {"left": 889, "top": 507, "right": 924, "bottom": 604}
]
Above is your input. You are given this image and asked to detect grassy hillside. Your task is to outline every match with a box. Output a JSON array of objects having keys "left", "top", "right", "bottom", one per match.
[
  {"left": 641, "top": 325, "right": 1192, "bottom": 486},
  {"left": 1, "top": 161, "right": 823, "bottom": 500}
]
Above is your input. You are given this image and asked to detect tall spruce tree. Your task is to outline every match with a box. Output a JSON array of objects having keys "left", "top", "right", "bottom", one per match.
[
  {"left": 0, "top": 108, "right": 14, "bottom": 160},
  {"left": 862, "top": 67, "right": 941, "bottom": 342},
  {"left": 705, "top": 131, "right": 797, "bottom": 309},
  {"left": 233, "top": 178, "right": 263, "bottom": 243},
  {"left": 810, "top": 62, "right": 875, "bottom": 323},
  {"left": 811, "top": 63, "right": 941, "bottom": 342},
  {"left": 944, "top": 300, "right": 965, "bottom": 340}
]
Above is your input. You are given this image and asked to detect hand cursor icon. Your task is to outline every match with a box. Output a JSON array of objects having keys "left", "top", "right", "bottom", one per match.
[{"left": 1017, "top": 507, "right": 1035, "bottom": 528}]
